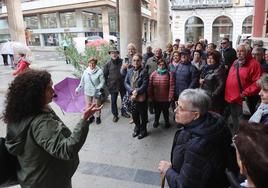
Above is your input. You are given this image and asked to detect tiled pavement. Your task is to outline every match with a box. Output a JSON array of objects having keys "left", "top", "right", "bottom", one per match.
[{"left": 0, "top": 53, "right": 177, "bottom": 188}]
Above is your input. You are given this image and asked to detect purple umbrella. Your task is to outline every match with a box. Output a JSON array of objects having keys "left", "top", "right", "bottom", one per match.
[{"left": 53, "top": 77, "right": 85, "bottom": 113}]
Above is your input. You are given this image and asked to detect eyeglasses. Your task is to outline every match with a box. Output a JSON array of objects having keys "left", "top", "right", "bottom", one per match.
[
  {"left": 221, "top": 42, "right": 227, "bottom": 45},
  {"left": 175, "top": 101, "right": 197, "bottom": 112}
]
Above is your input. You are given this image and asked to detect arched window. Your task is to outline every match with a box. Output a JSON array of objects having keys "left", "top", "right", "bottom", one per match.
[
  {"left": 242, "top": 15, "right": 253, "bottom": 34},
  {"left": 212, "top": 16, "right": 233, "bottom": 45},
  {"left": 185, "top": 16, "right": 204, "bottom": 43}
]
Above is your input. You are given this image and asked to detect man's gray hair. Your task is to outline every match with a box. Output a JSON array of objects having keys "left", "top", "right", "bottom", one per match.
[
  {"left": 179, "top": 89, "right": 211, "bottom": 115},
  {"left": 237, "top": 44, "right": 250, "bottom": 54}
]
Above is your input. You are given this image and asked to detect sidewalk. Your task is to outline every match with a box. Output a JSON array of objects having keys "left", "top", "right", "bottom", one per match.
[{"left": 0, "top": 59, "right": 175, "bottom": 188}]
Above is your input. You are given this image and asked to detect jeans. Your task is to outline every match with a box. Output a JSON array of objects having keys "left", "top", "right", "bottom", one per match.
[{"left": 110, "top": 89, "right": 126, "bottom": 117}]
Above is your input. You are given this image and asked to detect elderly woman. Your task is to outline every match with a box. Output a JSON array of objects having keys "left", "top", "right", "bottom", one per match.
[
  {"left": 76, "top": 57, "right": 105, "bottom": 124},
  {"left": 148, "top": 58, "right": 175, "bottom": 128},
  {"left": 233, "top": 122, "right": 268, "bottom": 188},
  {"left": 249, "top": 74, "right": 268, "bottom": 124},
  {"left": 3, "top": 69, "right": 101, "bottom": 188},
  {"left": 125, "top": 53, "right": 149, "bottom": 139},
  {"left": 200, "top": 51, "right": 226, "bottom": 114},
  {"left": 168, "top": 51, "right": 180, "bottom": 73},
  {"left": 158, "top": 88, "right": 231, "bottom": 188}
]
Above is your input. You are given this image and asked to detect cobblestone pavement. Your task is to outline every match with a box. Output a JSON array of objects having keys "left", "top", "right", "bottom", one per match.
[{"left": 0, "top": 53, "right": 176, "bottom": 188}]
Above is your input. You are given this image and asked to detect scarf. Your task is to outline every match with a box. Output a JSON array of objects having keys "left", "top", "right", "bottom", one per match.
[
  {"left": 87, "top": 67, "right": 98, "bottom": 74},
  {"left": 157, "top": 68, "right": 167, "bottom": 75},
  {"left": 131, "top": 69, "right": 139, "bottom": 88},
  {"left": 249, "top": 103, "right": 268, "bottom": 123}
]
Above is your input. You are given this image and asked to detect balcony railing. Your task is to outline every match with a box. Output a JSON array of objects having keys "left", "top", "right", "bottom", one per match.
[{"left": 171, "top": 0, "right": 233, "bottom": 10}]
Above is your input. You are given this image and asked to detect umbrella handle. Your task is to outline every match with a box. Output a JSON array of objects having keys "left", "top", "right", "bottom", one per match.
[{"left": 161, "top": 175, "right": 165, "bottom": 188}]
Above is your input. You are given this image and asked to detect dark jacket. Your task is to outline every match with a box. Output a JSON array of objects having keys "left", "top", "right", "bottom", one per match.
[
  {"left": 124, "top": 67, "right": 149, "bottom": 96},
  {"left": 220, "top": 47, "right": 237, "bottom": 71},
  {"left": 200, "top": 63, "right": 226, "bottom": 112},
  {"left": 5, "top": 107, "right": 89, "bottom": 188},
  {"left": 166, "top": 113, "right": 231, "bottom": 188},
  {"left": 103, "top": 58, "right": 125, "bottom": 92},
  {"left": 142, "top": 52, "right": 154, "bottom": 66},
  {"left": 174, "top": 61, "right": 199, "bottom": 97}
]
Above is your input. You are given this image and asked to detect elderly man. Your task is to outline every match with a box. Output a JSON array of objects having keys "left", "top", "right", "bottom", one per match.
[
  {"left": 103, "top": 47, "right": 131, "bottom": 122},
  {"left": 158, "top": 89, "right": 232, "bottom": 188},
  {"left": 225, "top": 44, "right": 263, "bottom": 135}
]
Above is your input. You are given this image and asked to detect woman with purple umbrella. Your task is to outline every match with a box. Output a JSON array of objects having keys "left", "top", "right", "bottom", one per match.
[
  {"left": 3, "top": 69, "right": 102, "bottom": 188},
  {"left": 75, "top": 57, "right": 105, "bottom": 124}
]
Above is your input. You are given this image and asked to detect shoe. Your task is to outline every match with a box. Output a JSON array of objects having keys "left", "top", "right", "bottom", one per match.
[
  {"left": 138, "top": 132, "right": 148, "bottom": 139},
  {"left": 113, "top": 116, "right": 119, "bottom": 122},
  {"left": 96, "top": 117, "right": 101, "bottom": 124},
  {"left": 164, "top": 122, "right": 171, "bottom": 128},
  {"left": 122, "top": 112, "right": 131, "bottom": 118},
  {"left": 88, "top": 116, "right": 95, "bottom": 124},
  {"left": 153, "top": 121, "right": 159, "bottom": 128},
  {"left": 132, "top": 132, "right": 139, "bottom": 137}
]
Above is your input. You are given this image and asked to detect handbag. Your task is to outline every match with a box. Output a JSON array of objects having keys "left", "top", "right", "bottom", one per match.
[
  {"left": 0, "top": 138, "right": 19, "bottom": 187},
  {"left": 88, "top": 73, "right": 104, "bottom": 100},
  {"left": 122, "top": 94, "right": 136, "bottom": 113}
]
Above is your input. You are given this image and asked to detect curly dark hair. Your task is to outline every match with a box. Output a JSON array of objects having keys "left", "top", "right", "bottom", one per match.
[{"left": 2, "top": 69, "right": 51, "bottom": 124}]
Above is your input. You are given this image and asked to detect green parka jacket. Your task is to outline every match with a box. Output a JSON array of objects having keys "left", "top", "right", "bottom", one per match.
[{"left": 5, "top": 107, "right": 90, "bottom": 188}]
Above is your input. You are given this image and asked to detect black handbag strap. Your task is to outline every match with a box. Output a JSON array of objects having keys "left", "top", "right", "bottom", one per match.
[{"left": 235, "top": 62, "right": 243, "bottom": 95}]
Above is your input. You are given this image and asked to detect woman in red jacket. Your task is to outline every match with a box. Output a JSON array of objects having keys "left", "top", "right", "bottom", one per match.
[
  {"left": 12, "top": 53, "right": 30, "bottom": 76},
  {"left": 148, "top": 58, "right": 175, "bottom": 128}
]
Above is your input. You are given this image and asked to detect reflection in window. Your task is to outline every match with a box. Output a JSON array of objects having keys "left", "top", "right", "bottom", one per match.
[
  {"left": 242, "top": 15, "right": 253, "bottom": 34},
  {"left": 82, "top": 12, "right": 101, "bottom": 29},
  {"left": 185, "top": 16, "right": 204, "bottom": 43},
  {"left": 41, "top": 13, "right": 57, "bottom": 29},
  {"left": 24, "top": 16, "right": 38, "bottom": 29},
  {"left": 212, "top": 16, "right": 233, "bottom": 45},
  {"left": 60, "top": 12, "right": 76, "bottom": 28}
]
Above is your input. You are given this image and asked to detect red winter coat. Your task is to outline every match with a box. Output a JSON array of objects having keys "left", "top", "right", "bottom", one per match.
[
  {"left": 13, "top": 58, "right": 30, "bottom": 76},
  {"left": 225, "top": 55, "right": 263, "bottom": 105},
  {"left": 148, "top": 70, "right": 175, "bottom": 102}
]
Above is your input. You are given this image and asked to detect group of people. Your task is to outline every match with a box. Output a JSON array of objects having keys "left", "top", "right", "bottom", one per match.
[{"left": 3, "top": 36, "right": 268, "bottom": 188}]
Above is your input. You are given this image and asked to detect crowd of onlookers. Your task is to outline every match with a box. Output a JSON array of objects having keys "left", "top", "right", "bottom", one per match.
[{"left": 87, "top": 37, "right": 268, "bottom": 187}]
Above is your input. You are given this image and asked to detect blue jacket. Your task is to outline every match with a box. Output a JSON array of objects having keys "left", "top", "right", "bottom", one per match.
[
  {"left": 166, "top": 113, "right": 231, "bottom": 188},
  {"left": 174, "top": 61, "right": 199, "bottom": 97},
  {"left": 124, "top": 67, "right": 148, "bottom": 95}
]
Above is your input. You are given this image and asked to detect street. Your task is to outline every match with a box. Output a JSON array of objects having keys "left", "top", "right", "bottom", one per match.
[{"left": 0, "top": 52, "right": 175, "bottom": 188}]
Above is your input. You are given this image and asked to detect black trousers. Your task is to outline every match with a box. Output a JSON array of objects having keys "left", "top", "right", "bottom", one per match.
[
  {"left": 132, "top": 101, "right": 147, "bottom": 135},
  {"left": 154, "top": 101, "right": 170, "bottom": 123},
  {"left": 2, "top": 54, "right": 8, "bottom": 65},
  {"left": 110, "top": 88, "right": 126, "bottom": 117}
]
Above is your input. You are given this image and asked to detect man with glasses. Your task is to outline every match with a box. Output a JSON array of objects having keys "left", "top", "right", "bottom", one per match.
[{"left": 220, "top": 38, "right": 237, "bottom": 73}]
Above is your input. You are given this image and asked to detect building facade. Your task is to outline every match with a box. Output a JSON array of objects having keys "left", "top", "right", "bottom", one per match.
[
  {"left": 171, "top": 0, "right": 254, "bottom": 47},
  {"left": 0, "top": 0, "right": 158, "bottom": 47}
]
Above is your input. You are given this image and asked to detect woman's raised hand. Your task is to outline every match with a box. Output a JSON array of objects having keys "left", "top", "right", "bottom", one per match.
[{"left": 83, "top": 103, "right": 103, "bottom": 121}]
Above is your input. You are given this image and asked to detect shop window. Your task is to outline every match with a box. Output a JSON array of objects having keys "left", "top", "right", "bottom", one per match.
[
  {"left": 24, "top": 16, "right": 38, "bottom": 29},
  {"left": 43, "top": 33, "right": 59, "bottom": 46}
]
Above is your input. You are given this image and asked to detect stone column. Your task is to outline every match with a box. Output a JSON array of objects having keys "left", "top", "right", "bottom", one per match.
[
  {"left": 102, "top": 7, "right": 110, "bottom": 39},
  {"left": 147, "top": 19, "right": 151, "bottom": 43},
  {"left": 253, "top": 0, "right": 265, "bottom": 37},
  {"left": 75, "top": 9, "right": 85, "bottom": 37},
  {"left": 119, "top": 0, "right": 142, "bottom": 58},
  {"left": 37, "top": 14, "right": 45, "bottom": 46},
  {"left": 55, "top": 12, "right": 62, "bottom": 45},
  {"left": 6, "top": 0, "right": 26, "bottom": 44},
  {"left": 156, "top": 0, "right": 169, "bottom": 49}
]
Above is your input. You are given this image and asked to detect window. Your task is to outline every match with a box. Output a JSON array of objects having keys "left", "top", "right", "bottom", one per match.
[
  {"left": 185, "top": 16, "right": 204, "bottom": 43},
  {"left": 242, "top": 15, "right": 253, "bottom": 34},
  {"left": 60, "top": 12, "right": 76, "bottom": 28},
  {"left": 212, "top": 16, "right": 233, "bottom": 45},
  {"left": 24, "top": 16, "right": 38, "bottom": 29},
  {"left": 40, "top": 13, "right": 57, "bottom": 29}
]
